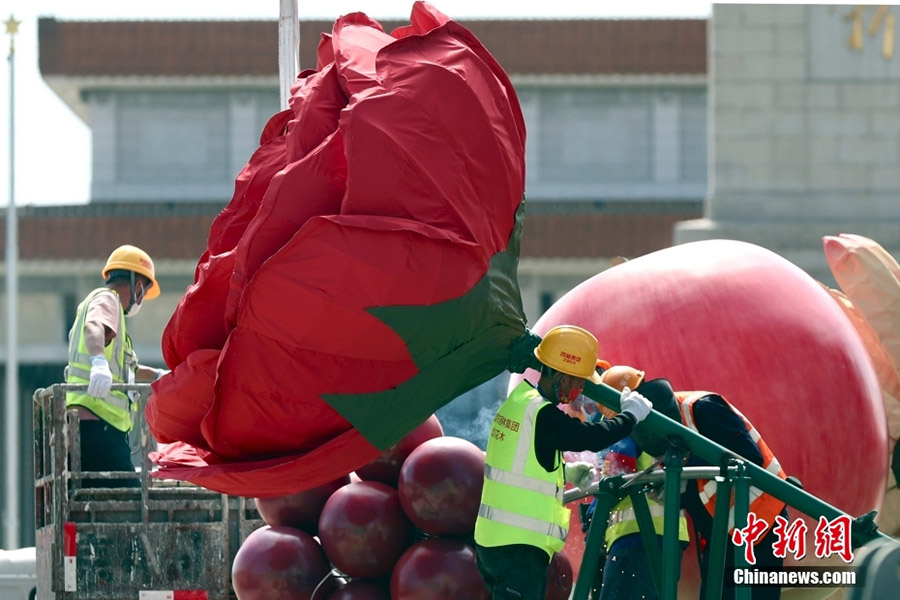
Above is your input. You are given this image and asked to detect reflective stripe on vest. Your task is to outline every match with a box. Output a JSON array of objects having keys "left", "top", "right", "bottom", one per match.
[
  {"left": 475, "top": 381, "right": 569, "bottom": 559},
  {"left": 604, "top": 450, "right": 690, "bottom": 546},
  {"left": 677, "top": 391, "right": 787, "bottom": 537},
  {"left": 484, "top": 464, "right": 563, "bottom": 501},
  {"left": 66, "top": 288, "right": 136, "bottom": 430},
  {"left": 478, "top": 505, "right": 568, "bottom": 541},
  {"left": 609, "top": 502, "right": 667, "bottom": 527}
]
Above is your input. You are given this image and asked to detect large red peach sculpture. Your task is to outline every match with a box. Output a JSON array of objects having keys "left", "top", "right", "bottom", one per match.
[{"left": 513, "top": 239, "right": 889, "bottom": 592}]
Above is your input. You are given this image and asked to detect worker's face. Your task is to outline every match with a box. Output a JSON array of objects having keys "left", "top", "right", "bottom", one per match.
[
  {"left": 135, "top": 280, "right": 147, "bottom": 304},
  {"left": 125, "top": 279, "right": 147, "bottom": 317},
  {"left": 555, "top": 372, "right": 586, "bottom": 404}
]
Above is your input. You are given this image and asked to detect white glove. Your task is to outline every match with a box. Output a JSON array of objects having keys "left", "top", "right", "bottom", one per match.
[
  {"left": 87, "top": 355, "right": 113, "bottom": 398},
  {"left": 565, "top": 461, "right": 597, "bottom": 490},
  {"left": 620, "top": 386, "right": 653, "bottom": 423}
]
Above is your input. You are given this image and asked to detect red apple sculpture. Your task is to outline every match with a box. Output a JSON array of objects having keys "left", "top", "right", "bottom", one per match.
[
  {"left": 326, "top": 579, "right": 390, "bottom": 599},
  {"left": 317, "top": 481, "right": 414, "bottom": 578},
  {"left": 356, "top": 414, "right": 444, "bottom": 486},
  {"left": 231, "top": 525, "right": 331, "bottom": 600},
  {"left": 397, "top": 436, "right": 485, "bottom": 535},
  {"left": 390, "top": 537, "right": 489, "bottom": 600},
  {"left": 546, "top": 550, "right": 574, "bottom": 600},
  {"left": 254, "top": 474, "right": 351, "bottom": 535}
]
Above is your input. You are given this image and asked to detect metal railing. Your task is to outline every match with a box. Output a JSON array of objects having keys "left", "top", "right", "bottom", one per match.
[
  {"left": 32, "top": 383, "right": 261, "bottom": 599},
  {"left": 33, "top": 384, "right": 157, "bottom": 530}
]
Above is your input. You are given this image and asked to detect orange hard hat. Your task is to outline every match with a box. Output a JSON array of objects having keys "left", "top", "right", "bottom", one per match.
[
  {"left": 598, "top": 365, "right": 645, "bottom": 392},
  {"left": 594, "top": 364, "right": 646, "bottom": 419}
]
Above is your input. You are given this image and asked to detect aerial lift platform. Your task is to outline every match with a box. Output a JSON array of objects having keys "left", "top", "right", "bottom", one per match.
[{"left": 33, "top": 384, "right": 263, "bottom": 600}]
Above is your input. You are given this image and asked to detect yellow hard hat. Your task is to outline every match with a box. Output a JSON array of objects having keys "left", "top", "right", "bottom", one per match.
[
  {"left": 598, "top": 365, "right": 645, "bottom": 392},
  {"left": 102, "top": 245, "right": 160, "bottom": 300},
  {"left": 534, "top": 325, "right": 602, "bottom": 382}
]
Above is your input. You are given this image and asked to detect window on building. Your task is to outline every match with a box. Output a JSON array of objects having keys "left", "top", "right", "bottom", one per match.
[
  {"left": 518, "top": 85, "right": 707, "bottom": 201},
  {"left": 117, "top": 92, "right": 229, "bottom": 184},
  {"left": 540, "top": 291, "right": 555, "bottom": 315},
  {"left": 62, "top": 293, "right": 76, "bottom": 342}
]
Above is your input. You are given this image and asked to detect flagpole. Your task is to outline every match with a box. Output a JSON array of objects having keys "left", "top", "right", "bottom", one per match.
[
  {"left": 278, "top": 0, "right": 300, "bottom": 110},
  {"left": 4, "top": 13, "right": 21, "bottom": 551}
]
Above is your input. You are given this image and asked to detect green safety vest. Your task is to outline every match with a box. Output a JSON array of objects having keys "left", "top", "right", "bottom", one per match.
[
  {"left": 66, "top": 288, "right": 137, "bottom": 432},
  {"left": 605, "top": 452, "right": 690, "bottom": 547},
  {"left": 475, "top": 381, "right": 570, "bottom": 561}
]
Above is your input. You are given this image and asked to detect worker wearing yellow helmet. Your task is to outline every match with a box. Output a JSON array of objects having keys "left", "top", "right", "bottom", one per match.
[
  {"left": 593, "top": 366, "right": 788, "bottom": 600},
  {"left": 474, "top": 325, "right": 653, "bottom": 600},
  {"left": 65, "top": 245, "right": 167, "bottom": 487},
  {"left": 571, "top": 363, "right": 689, "bottom": 600}
]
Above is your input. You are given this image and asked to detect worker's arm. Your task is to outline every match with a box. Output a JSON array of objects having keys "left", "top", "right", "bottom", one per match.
[
  {"left": 82, "top": 291, "right": 121, "bottom": 354},
  {"left": 82, "top": 320, "right": 110, "bottom": 356},
  {"left": 135, "top": 365, "right": 167, "bottom": 383},
  {"left": 82, "top": 319, "right": 115, "bottom": 398},
  {"left": 533, "top": 405, "right": 637, "bottom": 471}
]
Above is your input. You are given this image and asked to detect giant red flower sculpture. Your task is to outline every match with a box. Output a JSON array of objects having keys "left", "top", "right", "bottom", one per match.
[{"left": 147, "top": 2, "right": 533, "bottom": 497}]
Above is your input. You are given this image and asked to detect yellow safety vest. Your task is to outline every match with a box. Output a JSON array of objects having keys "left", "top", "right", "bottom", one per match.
[
  {"left": 66, "top": 288, "right": 138, "bottom": 432},
  {"left": 605, "top": 452, "right": 690, "bottom": 547},
  {"left": 475, "top": 381, "right": 570, "bottom": 561}
]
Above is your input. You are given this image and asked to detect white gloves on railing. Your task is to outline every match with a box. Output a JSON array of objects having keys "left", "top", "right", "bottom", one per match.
[{"left": 620, "top": 386, "right": 653, "bottom": 422}]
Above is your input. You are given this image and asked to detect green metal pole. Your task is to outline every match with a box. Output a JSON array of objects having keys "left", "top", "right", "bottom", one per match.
[
  {"left": 580, "top": 381, "right": 894, "bottom": 548},
  {"left": 631, "top": 491, "right": 663, "bottom": 593},
  {"left": 732, "top": 463, "right": 752, "bottom": 600},
  {"left": 572, "top": 484, "right": 618, "bottom": 600},
  {"left": 660, "top": 446, "right": 685, "bottom": 600},
  {"left": 704, "top": 469, "right": 735, "bottom": 600}
]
